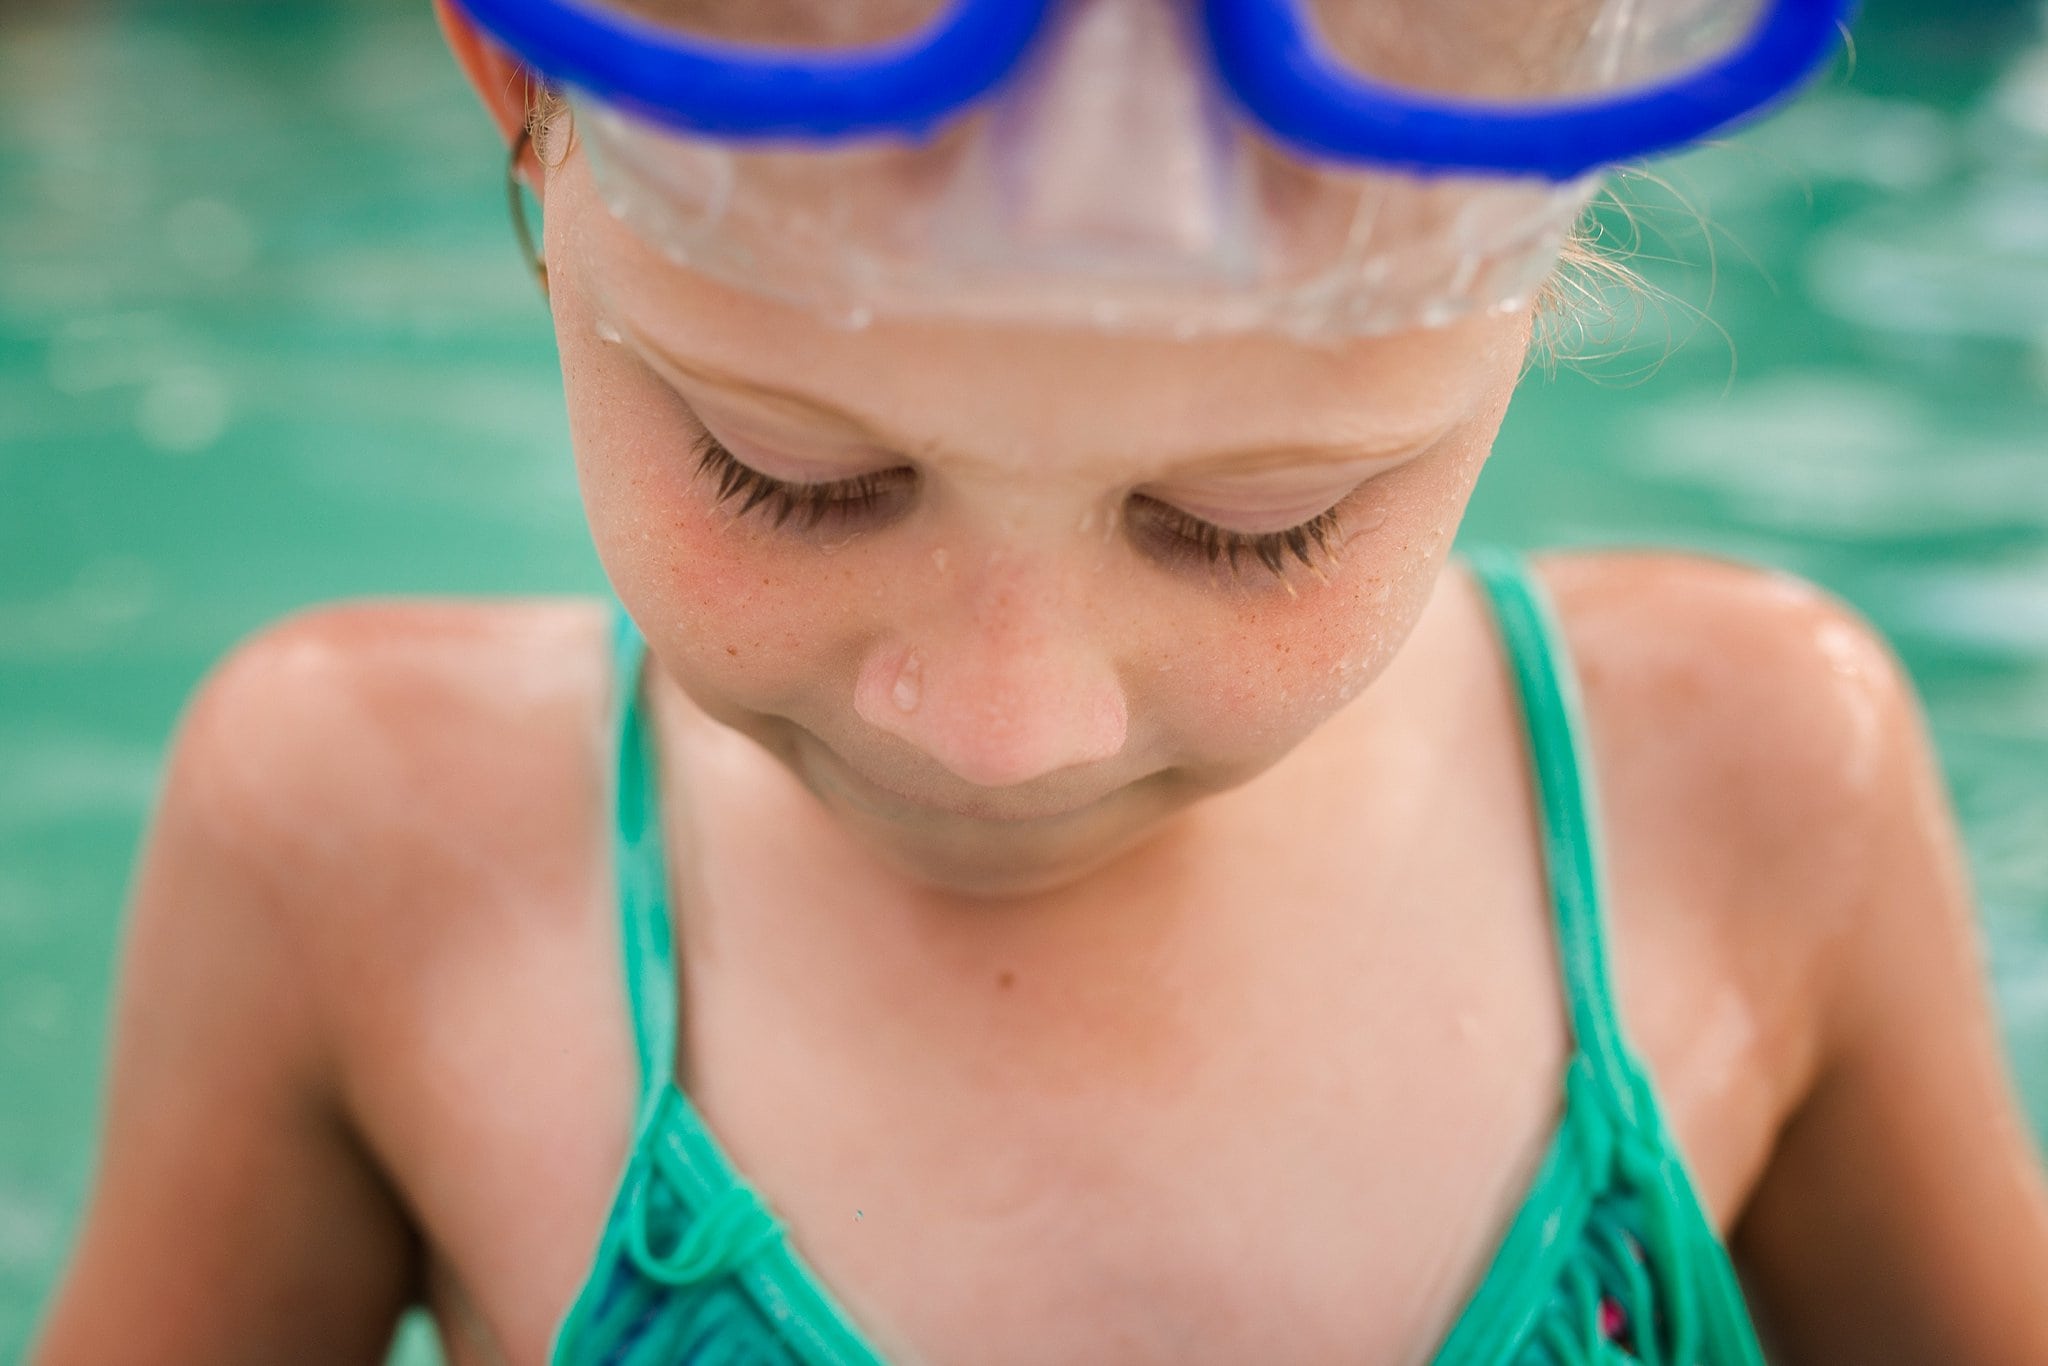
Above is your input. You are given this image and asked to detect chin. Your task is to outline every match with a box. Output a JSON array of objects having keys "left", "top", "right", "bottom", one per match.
[
  {"left": 870, "top": 834, "right": 1154, "bottom": 902},
  {"left": 848, "top": 789, "right": 1185, "bottom": 902}
]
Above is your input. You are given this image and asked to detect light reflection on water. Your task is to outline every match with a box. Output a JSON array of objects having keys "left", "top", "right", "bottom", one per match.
[{"left": 1, "top": 0, "right": 2046, "bottom": 1358}]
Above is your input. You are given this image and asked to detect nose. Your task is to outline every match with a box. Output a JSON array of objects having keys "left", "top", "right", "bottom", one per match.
[{"left": 852, "top": 586, "right": 1130, "bottom": 790}]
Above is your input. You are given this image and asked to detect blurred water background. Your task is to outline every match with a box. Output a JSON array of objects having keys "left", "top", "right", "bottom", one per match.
[{"left": 2, "top": 0, "right": 2046, "bottom": 1358}]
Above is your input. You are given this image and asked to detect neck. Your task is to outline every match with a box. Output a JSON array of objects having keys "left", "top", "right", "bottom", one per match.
[{"left": 644, "top": 580, "right": 1475, "bottom": 1085}]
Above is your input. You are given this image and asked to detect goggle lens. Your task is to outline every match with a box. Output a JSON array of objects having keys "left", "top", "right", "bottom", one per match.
[
  {"left": 464, "top": 0, "right": 1842, "bottom": 334},
  {"left": 596, "top": 0, "right": 954, "bottom": 50},
  {"left": 1297, "top": 0, "right": 1769, "bottom": 103}
]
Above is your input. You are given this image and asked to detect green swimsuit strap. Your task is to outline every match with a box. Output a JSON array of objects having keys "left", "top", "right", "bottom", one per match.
[
  {"left": 1462, "top": 555, "right": 1768, "bottom": 1366},
  {"left": 609, "top": 605, "right": 679, "bottom": 1111},
  {"left": 1464, "top": 550, "right": 1642, "bottom": 1107},
  {"left": 599, "top": 605, "right": 891, "bottom": 1366}
]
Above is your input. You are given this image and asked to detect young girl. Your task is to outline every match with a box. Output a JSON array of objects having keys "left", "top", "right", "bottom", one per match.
[{"left": 35, "top": 1, "right": 2048, "bottom": 1363}]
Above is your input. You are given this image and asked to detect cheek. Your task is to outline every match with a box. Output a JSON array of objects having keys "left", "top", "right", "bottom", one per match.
[
  {"left": 1153, "top": 442, "right": 1482, "bottom": 761},
  {"left": 561, "top": 337, "right": 866, "bottom": 716},
  {"left": 616, "top": 499, "right": 866, "bottom": 720},
  {"left": 644, "top": 528, "right": 854, "bottom": 717},
  {"left": 1164, "top": 568, "right": 1421, "bottom": 763}
]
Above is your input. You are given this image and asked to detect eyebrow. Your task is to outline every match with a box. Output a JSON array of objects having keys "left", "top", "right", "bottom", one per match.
[{"left": 621, "top": 320, "right": 1442, "bottom": 477}]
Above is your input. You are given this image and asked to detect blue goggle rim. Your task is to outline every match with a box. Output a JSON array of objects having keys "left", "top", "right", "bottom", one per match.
[{"left": 455, "top": 0, "right": 1853, "bottom": 181}]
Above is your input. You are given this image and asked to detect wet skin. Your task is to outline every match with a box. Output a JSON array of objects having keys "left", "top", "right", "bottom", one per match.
[
  {"left": 29, "top": 9, "right": 2048, "bottom": 1365},
  {"left": 552, "top": 158, "right": 1528, "bottom": 900}
]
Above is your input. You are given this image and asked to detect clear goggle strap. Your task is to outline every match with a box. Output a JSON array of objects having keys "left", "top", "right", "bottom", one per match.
[{"left": 954, "top": 0, "right": 1253, "bottom": 275}]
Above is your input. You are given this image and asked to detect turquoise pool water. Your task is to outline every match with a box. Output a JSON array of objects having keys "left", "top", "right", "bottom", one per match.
[{"left": 3, "top": 0, "right": 2045, "bottom": 1357}]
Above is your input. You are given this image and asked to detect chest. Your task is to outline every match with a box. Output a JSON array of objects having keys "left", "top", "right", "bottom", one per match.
[{"left": 354, "top": 802, "right": 1789, "bottom": 1366}]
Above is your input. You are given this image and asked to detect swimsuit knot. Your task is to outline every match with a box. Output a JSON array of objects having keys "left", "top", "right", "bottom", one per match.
[{"left": 627, "top": 1165, "right": 785, "bottom": 1288}]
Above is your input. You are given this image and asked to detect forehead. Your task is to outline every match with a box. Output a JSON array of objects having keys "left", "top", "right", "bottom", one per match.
[{"left": 565, "top": 170, "right": 1530, "bottom": 480}]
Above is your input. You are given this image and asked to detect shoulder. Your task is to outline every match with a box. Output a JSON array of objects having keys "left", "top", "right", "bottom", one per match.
[
  {"left": 180, "top": 596, "right": 615, "bottom": 834},
  {"left": 1528, "top": 548, "right": 1912, "bottom": 883},
  {"left": 1528, "top": 569, "right": 2048, "bottom": 1358},
  {"left": 166, "top": 595, "right": 618, "bottom": 958},
  {"left": 1520, "top": 548, "right": 1950, "bottom": 1103},
  {"left": 34, "top": 597, "right": 621, "bottom": 1360}
]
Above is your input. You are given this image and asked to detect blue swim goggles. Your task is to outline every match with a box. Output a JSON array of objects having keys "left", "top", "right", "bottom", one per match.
[{"left": 460, "top": 0, "right": 1851, "bottom": 335}]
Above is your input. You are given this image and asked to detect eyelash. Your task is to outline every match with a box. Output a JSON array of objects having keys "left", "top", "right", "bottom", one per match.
[
  {"left": 1129, "top": 495, "right": 1344, "bottom": 579},
  {"left": 694, "top": 432, "right": 911, "bottom": 530},
  {"left": 693, "top": 433, "right": 1345, "bottom": 580}
]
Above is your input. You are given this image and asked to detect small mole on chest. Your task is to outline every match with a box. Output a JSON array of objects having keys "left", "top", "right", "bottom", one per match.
[{"left": 997, "top": 970, "right": 1016, "bottom": 989}]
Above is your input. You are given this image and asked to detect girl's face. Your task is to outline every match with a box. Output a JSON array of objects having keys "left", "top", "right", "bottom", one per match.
[{"left": 545, "top": 153, "right": 1532, "bottom": 898}]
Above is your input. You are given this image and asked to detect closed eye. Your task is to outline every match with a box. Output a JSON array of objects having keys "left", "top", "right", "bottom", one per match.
[
  {"left": 694, "top": 432, "right": 914, "bottom": 530},
  {"left": 1127, "top": 494, "right": 1346, "bottom": 580},
  {"left": 696, "top": 429, "right": 1353, "bottom": 583}
]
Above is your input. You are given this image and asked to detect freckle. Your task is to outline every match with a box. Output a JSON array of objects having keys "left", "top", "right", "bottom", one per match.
[{"left": 997, "top": 971, "right": 1016, "bottom": 989}]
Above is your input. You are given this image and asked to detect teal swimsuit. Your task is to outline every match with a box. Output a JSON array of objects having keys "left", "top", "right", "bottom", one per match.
[{"left": 550, "top": 553, "right": 1770, "bottom": 1366}]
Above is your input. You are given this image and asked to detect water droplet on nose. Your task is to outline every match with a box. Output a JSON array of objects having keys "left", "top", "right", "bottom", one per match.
[
  {"left": 931, "top": 548, "right": 950, "bottom": 574},
  {"left": 593, "top": 316, "right": 623, "bottom": 346},
  {"left": 1356, "top": 505, "right": 1391, "bottom": 534},
  {"left": 891, "top": 652, "right": 923, "bottom": 714},
  {"left": 820, "top": 293, "right": 876, "bottom": 330}
]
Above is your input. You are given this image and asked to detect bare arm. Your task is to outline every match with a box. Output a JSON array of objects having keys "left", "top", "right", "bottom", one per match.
[
  {"left": 34, "top": 627, "right": 422, "bottom": 1365},
  {"left": 1733, "top": 613, "right": 2048, "bottom": 1363}
]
